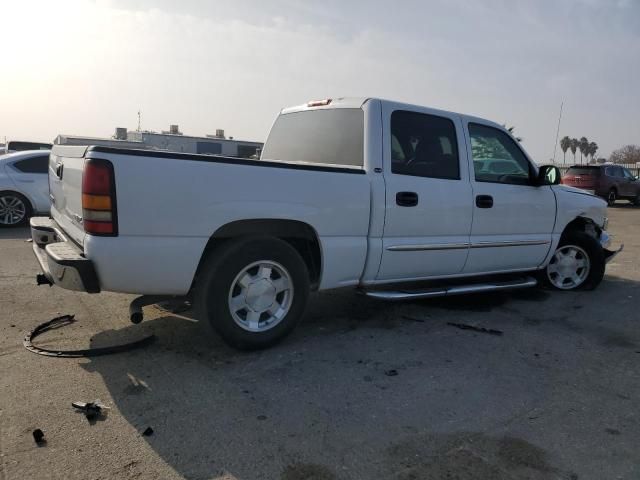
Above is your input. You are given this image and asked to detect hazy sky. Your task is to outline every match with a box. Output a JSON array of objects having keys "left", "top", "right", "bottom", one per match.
[{"left": 1, "top": 0, "right": 638, "bottom": 163}]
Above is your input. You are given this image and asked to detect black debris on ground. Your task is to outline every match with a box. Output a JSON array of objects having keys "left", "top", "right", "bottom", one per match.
[
  {"left": 384, "top": 369, "right": 399, "bottom": 377},
  {"left": 72, "top": 400, "right": 109, "bottom": 424},
  {"left": 32, "top": 429, "right": 45, "bottom": 445},
  {"left": 447, "top": 322, "right": 503, "bottom": 336}
]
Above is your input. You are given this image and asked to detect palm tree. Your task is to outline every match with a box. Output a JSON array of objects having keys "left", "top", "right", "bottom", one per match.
[
  {"left": 570, "top": 138, "right": 578, "bottom": 164},
  {"left": 560, "top": 136, "right": 571, "bottom": 164},
  {"left": 578, "top": 137, "right": 589, "bottom": 165},
  {"left": 589, "top": 142, "right": 598, "bottom": 163}
]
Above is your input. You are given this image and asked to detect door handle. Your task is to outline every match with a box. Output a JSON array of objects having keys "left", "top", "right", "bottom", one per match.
[
  {"left": 476, "top": 195, "right": 493, "bottom": 208},
  {"left": 396, "top": 191, "right": 419, "bottom": 207},
  {"left": 55, "top": 162, "right": 64, "bottom": 179}
]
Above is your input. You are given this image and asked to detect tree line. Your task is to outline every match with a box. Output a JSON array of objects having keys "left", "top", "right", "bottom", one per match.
[
  {"left": 559, "top": 136, "right": 640, "bottom": 166},
  {"left": 559, "top": 136, "right": 597, "bottom": 165}
]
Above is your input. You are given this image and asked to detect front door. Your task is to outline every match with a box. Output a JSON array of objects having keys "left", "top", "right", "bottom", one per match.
[
  {"left": 621, "top": 167, "right": 638, "bottom": 197},
  {"left": 377, "top": 105, "right": 473, "bottom": 282},
  {"left": 463, "top": 121, "right": 556, "bottom": 274}
]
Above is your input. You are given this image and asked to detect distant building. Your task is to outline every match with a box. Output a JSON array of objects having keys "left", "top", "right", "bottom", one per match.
[{"left": 56, "top": 126, "right": 263, "bottom": 158}]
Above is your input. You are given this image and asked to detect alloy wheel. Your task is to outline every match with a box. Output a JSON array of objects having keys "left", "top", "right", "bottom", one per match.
[
  {"left": 546, "top": 245, "right": 591, "bottom": 290},
  {"left": 227, "top": 260, "right": 294, "bottom": 332},
  {"left": 0, "top": 195, "right": 27, "bottom": 225}
]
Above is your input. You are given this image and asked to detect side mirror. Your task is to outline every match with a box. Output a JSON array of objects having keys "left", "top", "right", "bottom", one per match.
[{"left": 536, "top": 165, "right": 561, "bottom": 186}]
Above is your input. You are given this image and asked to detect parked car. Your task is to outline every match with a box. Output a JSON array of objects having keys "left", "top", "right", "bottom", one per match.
[
  {"left": 561, "top": 164, "right": 640, "bottom": 206},
  {"left": 3, "top": 140, "right": 52, "bottom": 154},
  {"left": 0, "top": 150, "right": 51, "bottom": 226},
  {"left": 30, "top": 98, "right": 621, "bottom": 349}
]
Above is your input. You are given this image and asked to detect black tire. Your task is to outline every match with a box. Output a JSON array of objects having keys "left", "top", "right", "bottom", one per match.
[
  {"left": 193, "top": 236, "right": 310, "bottom": 350},
  {"left": 631, "top": 194, "right": 640, "bottom": 207},
  {"left": 541, "top": 230, "right": 605, "bottom": 291},
  {"left": 606, "top": 188, "right": 617, "bottom": 207},
  {"left": 0, "top": 191, "right": 32, "bottom": 227}
]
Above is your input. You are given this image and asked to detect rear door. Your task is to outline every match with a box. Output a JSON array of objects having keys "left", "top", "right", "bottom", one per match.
[
  {"left": 463, "top": 121, "right": 556, "bottom": 274},
  {"left": 7, "top": 153, "right": 50, "bottom": 211},
  {"left": 377, "top": 104, "right": 472, "bottom": 281},
  {"left": 49, "top": 146, "right": 88, "bottom": 246}
]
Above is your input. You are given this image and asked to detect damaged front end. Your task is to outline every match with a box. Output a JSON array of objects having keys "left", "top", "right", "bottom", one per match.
[{"left": 585, "top": 219, "right": 623, "bottom": 264}]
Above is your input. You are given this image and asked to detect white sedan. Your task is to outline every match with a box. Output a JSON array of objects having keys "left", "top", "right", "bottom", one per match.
[{"left": 0, "top": 150, "right": 51, "bottom": 226}]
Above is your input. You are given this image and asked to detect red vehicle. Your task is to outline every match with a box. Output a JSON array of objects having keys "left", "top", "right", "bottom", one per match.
[{"left": 562, "top": 164, "right": 640, "bottom": 206}]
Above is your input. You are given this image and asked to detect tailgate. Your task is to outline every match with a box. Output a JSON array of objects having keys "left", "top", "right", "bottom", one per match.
[{"left": 49, "top": 145, "right": 87, "bottom": 246}]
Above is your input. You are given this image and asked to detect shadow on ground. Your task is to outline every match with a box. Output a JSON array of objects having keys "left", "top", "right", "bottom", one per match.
[
  {"left": 0, "top": 225, "right": 31, "bottom": 240},
  {"left": 80, "top": 276, "right": 639, "bottom": 480}
]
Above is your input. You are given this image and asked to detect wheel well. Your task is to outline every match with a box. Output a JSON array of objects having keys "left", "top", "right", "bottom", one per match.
[
  {"left": 193, "top": 219, "right": 322, "bottom": 291},
  {"left": 562, "top": 216, "right": 600, "bottom": 240}
]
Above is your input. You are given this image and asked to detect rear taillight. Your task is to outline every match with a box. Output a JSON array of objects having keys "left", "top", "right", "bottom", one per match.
[{"left": 82, "top": 159, "right": 117, "bottom": 235}]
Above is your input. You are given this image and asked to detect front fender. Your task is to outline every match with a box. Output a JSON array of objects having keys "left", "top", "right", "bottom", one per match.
[{"left": 552, "top": 185, "right": 608, "bottom": 233}]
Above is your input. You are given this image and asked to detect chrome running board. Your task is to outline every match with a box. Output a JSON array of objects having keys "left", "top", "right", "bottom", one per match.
[{"left": 362, "top": 276, "right": 537, "bottom": 301}]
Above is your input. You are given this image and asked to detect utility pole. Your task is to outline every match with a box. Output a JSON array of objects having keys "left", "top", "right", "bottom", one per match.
[
  {"left": 552, "top": 101, "right": 563, "bottom": 165},
  {"left": 137, "top": 110, "right": 141, "bottom": 132}
]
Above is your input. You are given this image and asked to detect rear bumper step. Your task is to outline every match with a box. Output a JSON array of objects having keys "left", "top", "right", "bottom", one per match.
[
  {"left": 361, "top": 276, "right": 537, "bottom": 301},
  {"left": 30, "top": 217, "right": 100, "bottom": 293}
]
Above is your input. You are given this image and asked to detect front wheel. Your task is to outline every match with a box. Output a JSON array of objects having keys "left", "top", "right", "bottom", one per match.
[
  {"left": 542, "top": 231, "right": 605, "bottom": 291},
  {"left": 194, "top": 236, "right": 310, "bottom": 350}
]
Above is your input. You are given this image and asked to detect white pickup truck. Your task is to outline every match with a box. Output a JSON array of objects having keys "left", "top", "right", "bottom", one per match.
[{"left": 31, "top": 97, "right": 621, "bottom": 349}]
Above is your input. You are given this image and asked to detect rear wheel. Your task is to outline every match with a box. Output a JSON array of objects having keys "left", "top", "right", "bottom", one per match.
[
  {"left": 542, "top": 231, "right": 605, "bottom": 291},
  {"left": 631, "top": 194, "right": 640, "bottom": 207},
  {"left": 606, "top": 188, "right": 617, "bottom": 207},
  {"left": 194, "top": 236, "right": 310, "bottom": 350},
  {"left": 0, "top": 192, "right": 31, "bottom": 227}
]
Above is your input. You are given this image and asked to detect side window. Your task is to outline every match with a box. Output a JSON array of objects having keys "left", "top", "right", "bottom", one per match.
[
  {"left": 605, "top": 166, "right": 614, "bottom": 177},
  {"left": 390, "top": 110, "right": 460, "bottom": 180},
  {"left": 12, "top": 155, "right": 49, "bottom": 174},
  {"left": 622, "top": 168, "right": 634, "bottom": 179},
  {"left": 469, "top": 123, "right": 532, "bottom": 185}
]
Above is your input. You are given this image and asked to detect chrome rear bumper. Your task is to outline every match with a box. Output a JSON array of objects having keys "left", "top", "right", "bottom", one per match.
[{"left": 30, "top": 217, "right": 100, "bottom": 293}]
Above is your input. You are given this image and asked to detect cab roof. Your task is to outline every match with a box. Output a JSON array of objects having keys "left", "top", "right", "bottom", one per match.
[{"left": 281, "top": 97, "right": 504, "bottom": 130}]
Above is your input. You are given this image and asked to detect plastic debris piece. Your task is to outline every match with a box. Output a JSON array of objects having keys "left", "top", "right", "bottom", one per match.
[
  {"left": 447, "top": 322, "right": 503, "bottom": 336},
  {"left": 32, "top": 429, "right": 46, "bottom": 445}
]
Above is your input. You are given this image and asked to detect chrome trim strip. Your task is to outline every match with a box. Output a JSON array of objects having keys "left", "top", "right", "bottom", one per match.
[
  {"left": 386, "top": 240, "right": 550, "bottom": 252},
  {"left": 386, "top": 243, "right": 470, "bottom": 251},
  {"left": 470, "top": 240, "right": 550, "bottom": 249}
]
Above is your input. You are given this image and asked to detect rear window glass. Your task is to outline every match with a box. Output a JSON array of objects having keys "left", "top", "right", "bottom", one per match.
[
  {"left": 7, "top": 141, "right": 52, "bottom": 152},
  {"left": 261, "top": 109, "right": 364, "bottom": 167},
  {"left": 566, "top": 167, "right": 600, "bottom": 176}
]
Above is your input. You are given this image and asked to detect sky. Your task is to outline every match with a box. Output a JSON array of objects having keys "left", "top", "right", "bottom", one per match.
[{"left": 1, "top": 0, "right": 638, "bottom": 164}]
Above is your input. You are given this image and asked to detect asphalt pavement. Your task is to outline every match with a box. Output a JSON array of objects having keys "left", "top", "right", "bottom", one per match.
[{"left": 1, "top": 205, "right": 639, "bottom": 480}]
